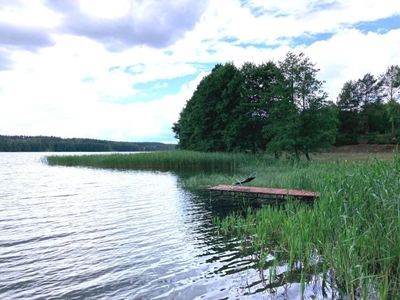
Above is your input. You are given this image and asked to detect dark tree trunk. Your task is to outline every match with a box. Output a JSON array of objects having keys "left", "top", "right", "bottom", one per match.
[
  {"left": 392, "top": 120, "right": 396, "bottom": 139},
  {"left": 305, "top": 152, "right": 310, "bottom": 161}
]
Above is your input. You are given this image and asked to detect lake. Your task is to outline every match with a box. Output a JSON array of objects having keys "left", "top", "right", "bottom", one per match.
[{"left": 0, "top": 153, "right": 333, "bottom": 299}]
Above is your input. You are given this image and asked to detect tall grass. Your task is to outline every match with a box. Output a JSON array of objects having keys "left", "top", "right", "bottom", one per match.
[
  {"left": 214, "top": 158, "right": 400, "bottom": 298},
  {"left": 46, "top": 150, "right": 264, "bottom": 171}
]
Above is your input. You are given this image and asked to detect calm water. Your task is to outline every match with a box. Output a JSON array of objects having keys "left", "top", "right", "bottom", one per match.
[{"left": 0, "top": 153, "right": 333, "bottom": 299}]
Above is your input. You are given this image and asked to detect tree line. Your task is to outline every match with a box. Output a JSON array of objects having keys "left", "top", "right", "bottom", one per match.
[
  {"left": 337, "top": 65, "right": 400, "bottom": 145},
  {"left": 0, "top": 135, "right": 176, "bottom": 152},
  {"left": 172, "top": 52, "right": 400, "bottom": 160}
]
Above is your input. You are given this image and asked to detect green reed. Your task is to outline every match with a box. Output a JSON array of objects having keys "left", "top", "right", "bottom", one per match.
[
  {"left": 46, "top": 150, "right": 262, "bottom": 171},
  {"left": 214, "top": 157, "right": 400, "bottom": 298}
]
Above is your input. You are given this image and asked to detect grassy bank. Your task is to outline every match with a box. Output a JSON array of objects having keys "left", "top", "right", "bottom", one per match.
[{"left": 46, "top": 150, "right": 400, "bottom": 298}]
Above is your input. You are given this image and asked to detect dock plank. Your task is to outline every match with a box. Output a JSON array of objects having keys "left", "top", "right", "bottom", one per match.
[{"left": 208, "top": 185, "right": 319, "bottom": 199}]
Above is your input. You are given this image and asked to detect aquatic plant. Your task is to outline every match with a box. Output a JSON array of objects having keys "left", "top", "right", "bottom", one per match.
[
  {"left": 214, "top": 157, "right": 400, "bottom": 299},
  {"left": 46, "top": 150, "right": 263, "bottom": 171}
]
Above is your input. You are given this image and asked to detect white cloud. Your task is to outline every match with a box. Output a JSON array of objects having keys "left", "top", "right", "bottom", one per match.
[
  {"left": 0, "top": 0, "right": 60, "bottom": 28},
  {"left": 304, "top": 28, "right": 400, "bottom": 100},
  {"left": 79, "top": 0, "right": 130, "bottom": 19}
]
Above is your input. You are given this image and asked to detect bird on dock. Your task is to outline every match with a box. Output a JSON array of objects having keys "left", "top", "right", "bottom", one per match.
[{"left": 233, "top": 172, "right": 257, "bottom": 185}]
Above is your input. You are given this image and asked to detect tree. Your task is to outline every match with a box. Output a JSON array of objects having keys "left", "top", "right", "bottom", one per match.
[
  {"left": 336, "top": 68, "right": 397, "bottom": 143},
  {"left": 386, "top": 100, "right": 400, "bottom": 139},
  {"left": 390, "top": 66, "right": 400, "bottom": 138},
  {"left": 219, "top": 66, "right": 246, "bottom": 152},
  {"left": 368, "top": 102, "right": 389, "bottom": 135},
  {"left": 336, "top": 80, "right": 362, "bottom": 144},
  {"left": 354, "top": 73, "right": 383, "bottom": 134},
  {"left": 173, "top": 55, "right": 338, "bottom": 157},
  {"left": 379, "top": 65, "right": 400, "bottom": 103},
  {"left": 173, "top": 63, "right": 240, "bottom": 151},
  {"left": 264, "top": 52, "right": 337, "bottom": 160},
  {"left": 223, "top": 61, "right": 281, "bottom": 153},
  {"left": 394, "top": 66, "right": 400, "bottom": 88}
]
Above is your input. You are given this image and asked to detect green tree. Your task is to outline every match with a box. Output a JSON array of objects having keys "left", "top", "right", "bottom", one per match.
[
  {"left": 354, "top": 73, "right": 383, "bottom": 134},
  {"left": 388, "top": 66, "right": 400, "bottom": 139},
  {"left": 265, "top": 52, "right": 337, "bottom": 160},
  {"left": 367, "top": 102, "right": 389, "bottom": 134},
  {"left": 218, "top": 67, "right": 244, "bottom": 152},
  {"left": 336, "top": 80, "right": 362, "bottom": 145},
  {"left": 173, "top": 63, "right": 240, "bottom": 151},
  {"left": 223, "top": 61, "right": 281, "bottom": 153},
  {"left": 387, "top": 100, "right": 400, "bottom": 139},
  {"left": 394, "top": 66, "right": 400, "bottom": 88}
]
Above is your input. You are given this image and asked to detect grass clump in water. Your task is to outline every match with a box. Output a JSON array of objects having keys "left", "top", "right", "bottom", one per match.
[{"left": 46, "top": 150, "right": 261, "bottom": 171}]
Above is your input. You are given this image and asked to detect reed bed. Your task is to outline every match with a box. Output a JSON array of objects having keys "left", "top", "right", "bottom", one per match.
[
  {"left": 312, "top": 151, "right": 395, "bottom": 162},
  {"left": 214, "top": 157, "right": 400, "bottom": 299},
  {"left": 46, "top": 150, "right": 263, "bottom": 171}
]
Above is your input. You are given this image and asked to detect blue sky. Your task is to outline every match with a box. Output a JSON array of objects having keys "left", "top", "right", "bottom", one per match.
[{"left": 0, "top": 0, "right": 400, "bottom": 143}]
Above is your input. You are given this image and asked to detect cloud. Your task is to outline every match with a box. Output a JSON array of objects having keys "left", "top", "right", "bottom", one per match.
[
  {"left": 304, "top": 28, "right": 400, "bottom": 100},
  {"left": 45, "top": 0, "right": 210, "bottom": 51},
  {"left": 0, "top": 22, "right": 56, "bottom": 51},
  {"left": 0, "top": 49, "right": 13, "bottom": 70}
]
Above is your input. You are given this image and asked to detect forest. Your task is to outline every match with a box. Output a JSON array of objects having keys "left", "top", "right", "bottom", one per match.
[
  {"left": 0, "top": 135, "right": 176, "bottom": 152},
  {"left": 172, "top": 52, "right": 400, "bottom": 160}
]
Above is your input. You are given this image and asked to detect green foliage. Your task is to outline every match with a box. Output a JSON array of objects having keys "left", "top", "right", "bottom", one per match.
[
  {"left": 174, "top": 53, "right": 337, "bottom": 159},
  {"left": 392, "top": 65, "right": 400, "bottom": 88},
  {"left": 174, "top": 63, "right": 240, "bottom": 152},
  {"left": 367, "top": 101, "right": 390, "bottom": 134},
  {"left": 223, "top": 61, "right": 282, "bottom": 153},
  {"left": 387, "top": 100, "right": 400, "bottom": 139},
  {"left": 47, "top": 150, "right": 255, "bottom": 171},
  {"left": 355, "top": 73, "right": 383, "bottom": 134},
  {"left": 336, "top": 65, "right": 400, "bottom": 145},
  {"left": 174, "top": 58, "right": 399, "bottom": 155},
  {"left": 265, "top": 52, "right": 338, "bottom": 160},
  {"left": 214, "top": 157, "right": 400, "bottom": 298},
  {"left": 336, "top": 80, "right": 363, "bottom": 145},
  {"left": 0, "top": 135, "right": 175, "bottom": 152}
]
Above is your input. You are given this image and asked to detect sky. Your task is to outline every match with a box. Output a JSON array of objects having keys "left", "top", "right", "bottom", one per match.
[{"left": 1, "top": 0, "right": 400, "bottom": 143}]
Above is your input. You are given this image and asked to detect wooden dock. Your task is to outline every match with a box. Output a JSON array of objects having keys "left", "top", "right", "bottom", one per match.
[{"left": 208, "top": 185, "right": 319, "bottom": 203}]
